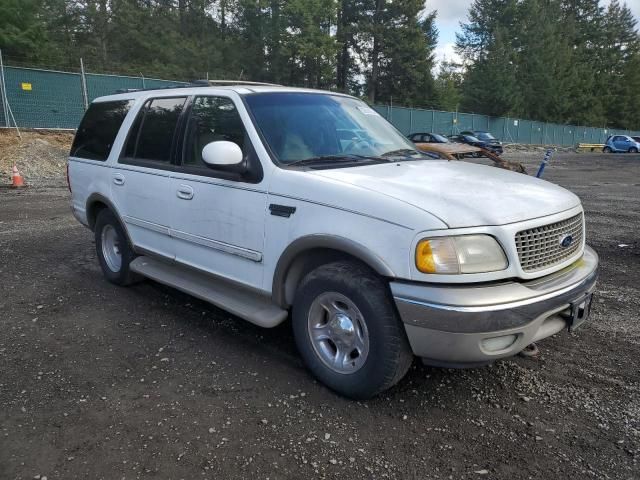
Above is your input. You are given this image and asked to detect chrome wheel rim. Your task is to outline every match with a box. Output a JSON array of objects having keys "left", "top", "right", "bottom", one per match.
[
  {"left": 101, "top": 224, "right": 122, "bottom": 272},
  {"left": 307, "top": 292, "right": 369, "bottom": 374}
]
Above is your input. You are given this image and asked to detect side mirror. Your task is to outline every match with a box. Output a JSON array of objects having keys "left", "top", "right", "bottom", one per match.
[{"left": 202, "top": 141, "right": 243, "bottom": 167}]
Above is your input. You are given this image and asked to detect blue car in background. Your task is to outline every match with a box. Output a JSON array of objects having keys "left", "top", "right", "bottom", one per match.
[{"left": 603, "top": 135, "right": 640, "bottom": 153}]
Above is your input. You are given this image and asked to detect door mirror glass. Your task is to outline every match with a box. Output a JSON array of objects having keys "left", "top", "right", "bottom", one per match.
[{"left": 202, "top": 141, "right": 243, "bottom": 167}]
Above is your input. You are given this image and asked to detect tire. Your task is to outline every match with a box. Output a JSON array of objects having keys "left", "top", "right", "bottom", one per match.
[
  {"left": 292, "top": 260, "right": 413, "bottom": 399},
  {"left": 603, "top": 146, "right": 612, "bottom": 153},
  {"left": 629, "top": 147, "right": 638, "bottom": 153},
  {"left": 94, "top": 209, "right": 139, "bottom": 286}
]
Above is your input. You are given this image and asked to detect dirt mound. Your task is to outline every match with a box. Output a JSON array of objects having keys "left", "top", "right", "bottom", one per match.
[{"left": 0, "top": 129, "right": 73, "bottom": 186}]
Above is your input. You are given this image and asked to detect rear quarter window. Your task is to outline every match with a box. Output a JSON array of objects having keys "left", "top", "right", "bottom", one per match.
[{"left": 70, "top": 100, "right": 133, "bottom": 161}]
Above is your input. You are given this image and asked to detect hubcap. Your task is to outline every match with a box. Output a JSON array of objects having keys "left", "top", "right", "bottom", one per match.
[
  {"left": 307, "top": 292, "right": 369, "bottom": 374},
  {"left": 101, "top": 224, "right": 122, "bottom": 272}
]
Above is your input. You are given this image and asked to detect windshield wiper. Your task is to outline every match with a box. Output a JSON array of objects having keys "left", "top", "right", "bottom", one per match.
[{"left": 286, "top": 154, "right": 386, "bottom": 167}]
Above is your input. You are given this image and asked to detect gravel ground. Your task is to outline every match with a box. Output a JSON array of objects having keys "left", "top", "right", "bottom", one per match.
[{"left": 0, "top": 152, "right": 638, "bottom": 479}]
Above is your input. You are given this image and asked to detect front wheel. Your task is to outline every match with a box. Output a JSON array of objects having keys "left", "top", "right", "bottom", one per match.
[
  {"left": 94, "top": 209, "right": 139, "bottom": 286},
  {"left": 292, "top": 261, "right": 413, "bottom": 399},
  {"left": 629, "top": 147, "right": 638, "bottom": 153},
  {"left": 603, "top": 146, "right": 612, "bottom": 153}
]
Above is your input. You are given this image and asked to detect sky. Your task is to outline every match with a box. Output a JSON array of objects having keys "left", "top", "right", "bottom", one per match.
[{"left": 428, "top": 0, "right": 640, "bottom": 66}]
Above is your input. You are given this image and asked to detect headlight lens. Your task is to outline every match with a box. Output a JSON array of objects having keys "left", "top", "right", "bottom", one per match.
[{"left": 415, "top": 235, "right": 508, "bottom": 274}]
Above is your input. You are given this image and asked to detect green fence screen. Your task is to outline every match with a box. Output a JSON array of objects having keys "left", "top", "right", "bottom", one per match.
[{"left": 1, "top": 65, "right": 638, "bottom": 145}]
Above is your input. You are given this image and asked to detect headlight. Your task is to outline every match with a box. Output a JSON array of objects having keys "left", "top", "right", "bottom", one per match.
[{"left": 415, "top": 235, "right": 508, "bottom": 274}]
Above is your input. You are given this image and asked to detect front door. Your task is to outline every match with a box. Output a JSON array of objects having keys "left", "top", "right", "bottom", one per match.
[{"left": 170, "top": 95, "right": 267, "bottom": 290}]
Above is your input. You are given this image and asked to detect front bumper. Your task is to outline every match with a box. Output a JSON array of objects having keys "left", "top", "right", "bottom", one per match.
[{"left": 391, "top": 246, "right": 598, "bottom": 366}]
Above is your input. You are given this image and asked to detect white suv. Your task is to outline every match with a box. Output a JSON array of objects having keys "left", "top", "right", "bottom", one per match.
[{"left": 68, "top": 83, "right": 598, "bottom": 399}]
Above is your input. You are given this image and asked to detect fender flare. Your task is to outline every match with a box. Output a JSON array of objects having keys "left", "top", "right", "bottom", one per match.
[{"left": 271, "top": 234, "right": 396, "bottom": 307}]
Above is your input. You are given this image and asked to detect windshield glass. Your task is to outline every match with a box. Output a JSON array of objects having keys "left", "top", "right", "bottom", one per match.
[
  {"left": 465, "top": 135, "right": 481, "bottom": 142},
  {"left": 476, "top": 132, "right": 496, "bottom": 140},
  {"left": 431, "top": 133, "right": 449, "bottom": 143},
  {"left": 245, "top": 93, "right": 420, "bottom": 164}
]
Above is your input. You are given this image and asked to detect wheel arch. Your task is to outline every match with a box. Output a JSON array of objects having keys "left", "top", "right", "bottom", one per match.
[
  {"left": 86, "top": 193, "right": 134, "bottom": 247},
  {"left": 272, "top": 235, "right": 396, "bottom": 308}
]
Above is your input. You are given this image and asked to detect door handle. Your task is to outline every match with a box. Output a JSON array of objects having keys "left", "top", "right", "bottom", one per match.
[
  {"left": 112, "top": 173, "right": 125, "bottom": 186},
  {"left": 176, "top": 184, "right": 194, "bottom": 200}
]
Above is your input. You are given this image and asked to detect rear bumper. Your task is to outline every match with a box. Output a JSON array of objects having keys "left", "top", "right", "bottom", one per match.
[{"left": 391, "top": 246, "right": 598, "bottom": 366}]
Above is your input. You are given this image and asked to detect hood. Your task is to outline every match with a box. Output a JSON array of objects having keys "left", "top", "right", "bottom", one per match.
[{"left": 311, "top": 160, "right": 581, "bottom": 228}]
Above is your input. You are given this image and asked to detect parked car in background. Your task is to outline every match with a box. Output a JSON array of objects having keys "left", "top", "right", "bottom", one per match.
[
  {"left": 603, "top": 135, "right": 640, "bottom": 153},
  {"left": 460, "top": 130, "right": 503, "bottom": 154},
  {"left": 631, "top": 136, "right": 640, "bottom": 144},
  {"left": 448, "top": 133, "right": 504, "bottom": 156},
  {"left": 408, "top": 132, "right": 482, "bottom": 159}
]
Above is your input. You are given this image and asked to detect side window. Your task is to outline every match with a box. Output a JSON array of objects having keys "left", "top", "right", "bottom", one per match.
[
  {"left": 122, "top": 97, "right": 187, "bottom": 163},
  {"left": 183, "top": 96, "right": 246, "bottom": 167},
  {"left": 70, "top": 100, "right": 133, "bottom": 161}
]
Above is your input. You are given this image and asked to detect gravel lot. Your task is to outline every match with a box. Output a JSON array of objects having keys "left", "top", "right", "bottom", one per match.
[{"left": 0, "top": 152, "right": 638, "bottom": 479}]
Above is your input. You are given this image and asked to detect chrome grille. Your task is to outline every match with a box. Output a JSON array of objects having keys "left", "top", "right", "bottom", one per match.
[{"left": 515, "top": 213, "right": 584, "bottom": 272}]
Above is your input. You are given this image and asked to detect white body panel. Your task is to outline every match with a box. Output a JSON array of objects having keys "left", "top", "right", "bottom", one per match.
[
  {"left": 111, "top": 165, "right": 175, "bottom": 259},
  {"left": 311, "top": 160, "right": 581, "bottom": 229},
  {"left": 171, "top": 174, "right": 268, "bottom": 289}
]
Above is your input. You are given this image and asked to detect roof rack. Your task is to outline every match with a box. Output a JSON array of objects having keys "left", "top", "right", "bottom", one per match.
[
  {"left": 190, "top": 79, "right": 282, "bottom": 87},
  {"left": 114, "top": 79, "right": 282, "bottom": 94}
]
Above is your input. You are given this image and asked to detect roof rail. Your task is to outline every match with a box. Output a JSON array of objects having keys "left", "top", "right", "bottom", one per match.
[
  {"left": 114, "top": 79, "right": 282, "bottom": 94},
  {"left": 191, "top": 79, "right": 282, "bottom": 87}
]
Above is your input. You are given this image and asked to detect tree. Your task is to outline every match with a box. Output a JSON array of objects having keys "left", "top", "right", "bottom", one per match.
[
  {"left": 0, "top": 0, "right": 49, "bottom": 61},
  {"left": 434, "top": 60, "right": 463, "bottom": 111},
  {"left": 515, "top": 0, "right": 573, "bottom": 123},
  {"left": 460, "top": 27, "right": 519, "bottom": 117},
  {"left": 364, "top": 0, "right": 438, "bottom": 106}
]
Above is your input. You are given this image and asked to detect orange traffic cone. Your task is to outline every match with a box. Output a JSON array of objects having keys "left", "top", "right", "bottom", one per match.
[{"left": 11, "top": 164, "right": 25, "bottom": 188}]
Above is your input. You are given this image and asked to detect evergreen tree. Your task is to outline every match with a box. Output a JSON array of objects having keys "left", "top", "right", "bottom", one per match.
[
  {"left": 434, "top": 60, "right": 463, "bottom": 111},
  {"left": 460, "top": 27, "right": 519, "bottom": 116},
  {"left": 515, "top": 0, "right": 573, "bottom": 123},
  {"left": 364, "top": 0, "right": 438, "bottom": 106},
  {"left": 0, "top": 0, "right": 49, "bottom": 61}
]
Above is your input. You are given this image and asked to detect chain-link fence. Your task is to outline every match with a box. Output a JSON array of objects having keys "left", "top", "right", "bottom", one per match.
[
  {"left": 0, "top": 64, "right": 187, "bottom": 129},
  {"left": 1, "top": 62, "right": 638, "bottom": 145},
  {"left": 372, "top": 105, "right": 639, "bottom": 146}
]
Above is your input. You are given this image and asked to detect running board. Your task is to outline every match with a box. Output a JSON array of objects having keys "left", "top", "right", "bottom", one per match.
[{"left": 130, "top": 256, "right": 288, "bottom": 328}]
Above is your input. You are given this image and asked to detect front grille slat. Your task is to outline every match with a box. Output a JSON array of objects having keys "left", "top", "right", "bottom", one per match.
[{"left": 515, "top": 213, "right": 584, "bottom": 272}]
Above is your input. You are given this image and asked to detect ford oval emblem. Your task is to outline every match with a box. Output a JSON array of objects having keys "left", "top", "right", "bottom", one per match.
[{"left": 560, "top": 234, "right": 573, "bottom": 248}]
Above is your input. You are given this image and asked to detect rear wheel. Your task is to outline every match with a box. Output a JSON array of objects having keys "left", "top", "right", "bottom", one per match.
[
  {"left": 603, "top": 146, "right": 612, "bottom": 153},
  {"left": 292, "top": 261, "right": 413, "bottom": 399},
  {"left": 94, "top": 209, "right": 139, "bottom": 286}
]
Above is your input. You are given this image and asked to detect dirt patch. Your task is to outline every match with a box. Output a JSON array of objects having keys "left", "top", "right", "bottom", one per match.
[{"left": 0, "top": 129, "right": 73, "bottom": 187}]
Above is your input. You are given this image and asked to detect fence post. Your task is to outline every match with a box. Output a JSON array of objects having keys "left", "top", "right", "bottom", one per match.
[
  {"left": 0, "top": 49, "right": 8, "bottom": 127},
  {"left": 80, "top": 58, "right": 89, "bottom": 111}
]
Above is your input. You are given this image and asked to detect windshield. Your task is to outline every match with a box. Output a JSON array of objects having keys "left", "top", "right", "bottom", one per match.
[
  {"left": 244, "top": 93, "right": 420, "bottom": 164},
  {"left": 476, "top": 132, "right": 496, "bottom": 140},
  {"left": 431, "top": 133, "right": 449, "bottom": 143},
  {"left": 465, "top": 135, "right": 481, "bottom": 142}
]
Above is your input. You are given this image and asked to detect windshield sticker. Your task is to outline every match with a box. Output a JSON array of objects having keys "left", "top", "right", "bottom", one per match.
[{"left": 357, "top": 106, "right": 379, "bottom": 116}]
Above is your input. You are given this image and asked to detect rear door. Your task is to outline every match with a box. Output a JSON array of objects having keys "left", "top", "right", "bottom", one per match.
[
  {"left": 110, "top": 96, "right": 187, "bottom": 259},
  {"left": 170, "top": 94, "right": 267, "bottom": 289}
]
